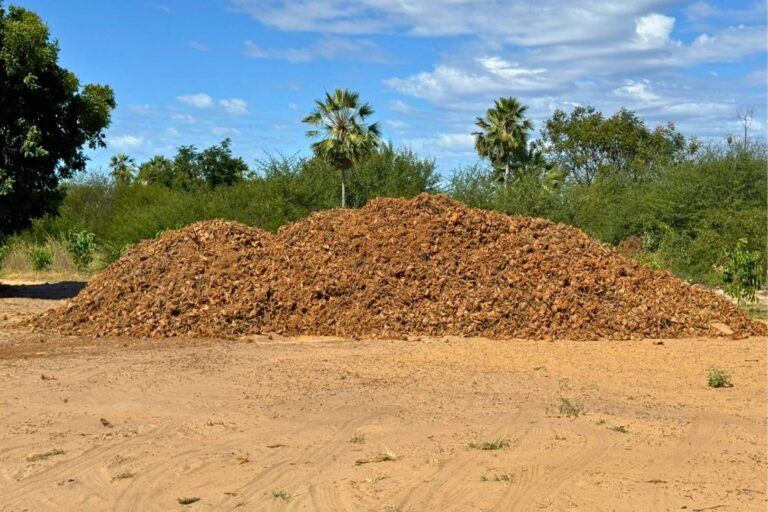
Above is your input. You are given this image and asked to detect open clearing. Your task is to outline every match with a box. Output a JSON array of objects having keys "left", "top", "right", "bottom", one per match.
[{"left": 0, "top": 283, "right": 766, "bottom": 511}]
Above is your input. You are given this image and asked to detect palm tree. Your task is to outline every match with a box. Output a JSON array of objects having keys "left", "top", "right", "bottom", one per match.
[
  {"left": 109, "top": 153, "right": 136, "bottom": 186},
  {"left": 473, "top": 97, "right": 534, "bottom": 184},
  {"left": 302, "top": 89, "right": 381, "bottom": 208}
]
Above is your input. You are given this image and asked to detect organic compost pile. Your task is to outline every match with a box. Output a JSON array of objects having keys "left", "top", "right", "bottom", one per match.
[{"left": 37, "top": 194, "right": 766, "bottom": 340}]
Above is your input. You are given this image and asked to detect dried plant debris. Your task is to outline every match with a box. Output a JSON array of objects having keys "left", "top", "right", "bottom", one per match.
[{"left": 37, "top": 194, "right": 766, "bottom": 340}]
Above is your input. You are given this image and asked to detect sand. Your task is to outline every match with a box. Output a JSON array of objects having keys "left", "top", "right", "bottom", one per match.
[{"left": 1, "top": 281, "right": 766, "bottom": 511}]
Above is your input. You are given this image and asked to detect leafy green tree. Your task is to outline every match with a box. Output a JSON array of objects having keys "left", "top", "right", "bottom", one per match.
[
  {"left": 722, "top": 238, "right": 763, "bottom": 304},
  {"left": 540, "top": 106, "right": 694, "bottom": 185},
  {"left": 473, "top": 97, "right": 534, "bottom": 183},
  {"left": 109, "top": 153, "right": 136, "bottom": 185},
  {"left": 137, "top": 155, "right": 175, "bottom": 187},
  {"left": 197, "top": 138, "right": 248, "bottom": 188},
  {"left": 302, "top": 88, "right": 381, "bottom": 208},
  {"left": 0, "top": 3, "right": 115, "bottom": 237}
]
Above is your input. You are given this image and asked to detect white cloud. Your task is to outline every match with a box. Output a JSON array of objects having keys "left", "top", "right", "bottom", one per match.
[
  {"left": 171, "top": 113, "right": 196, "bottom": 124},
  {"left": 614, "top": 80, "right": 660, "bottom": 103},
  {"left": 231, "top": 0, "right": 666, "bottom": 46},
  {"left": 389, "top": 99, "right": 414, "bottom": 113},
  {"left": 288, "top": 102, "right": 298, "bottom": 110},
  {"left": 109, "top": 134, "right": 144, "bottom": 150},
  {"left": 244, "top": 37, "right": 390, "bottom": 63},
  {"left": 186, "top": 40, "right": 209, "bottom": 51},
  {"left": 405, "top": 133, "right": 476, "bottom": 156},
  {"left": 177, "top": 93, "right": 213, "bottom": 108},
  {"left": 212, "top": 126, "right": 241, "bottom": 136},
  {"left": 219, "top": 98, "right": 249, "bottom": 115},
  {"left": 634, "top": 13, "right": 675, "bottom": 48}
]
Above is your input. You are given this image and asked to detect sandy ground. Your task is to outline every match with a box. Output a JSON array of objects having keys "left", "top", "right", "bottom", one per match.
[{"left": 0, "top": 281, "right": 766, "bottom": 511}]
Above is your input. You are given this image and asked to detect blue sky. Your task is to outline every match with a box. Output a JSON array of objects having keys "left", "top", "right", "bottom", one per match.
[{"left": 20, "top": 0, "right": 768, "bottom": 175}]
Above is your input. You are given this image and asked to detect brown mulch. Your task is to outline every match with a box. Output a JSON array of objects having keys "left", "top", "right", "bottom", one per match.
[{"left": 35, "top": 194, "right": 766, "bottom": 340}]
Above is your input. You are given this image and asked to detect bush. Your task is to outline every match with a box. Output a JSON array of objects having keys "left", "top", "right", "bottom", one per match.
[
  {"left": 722, "top": 238, "right": 764, "bottom": 303},
  {"left": 28, "top": 247, "right": 53, "bottom": 271},
  {"left": 66, "top": 230, "right": 96, "bottom": 269},
  {"left": 707, "top": 367, "right": 732, "bottom": 388}
]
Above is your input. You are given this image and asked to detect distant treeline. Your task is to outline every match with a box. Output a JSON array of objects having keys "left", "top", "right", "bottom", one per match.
[{"left": 11, "top": 105, "right": 768, "bottom": 287}]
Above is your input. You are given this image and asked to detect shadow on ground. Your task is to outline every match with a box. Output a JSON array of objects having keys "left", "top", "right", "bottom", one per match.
[{"left": 0, "top": 281, "right": 86, "bottom": 300}]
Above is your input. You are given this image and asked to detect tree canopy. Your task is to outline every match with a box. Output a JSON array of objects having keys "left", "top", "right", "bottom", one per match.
[
  {"left": 540, "top": 106, "right": 695, "bottom": 185},
  {"left": 0, "top": 3, "right": 115, "bottom": 237},
  {"left": 473, "top": 97, "right": 534, "bottom": 183},
  {"left": 303, "top": 88, "right": 380, "bottom": 207}
]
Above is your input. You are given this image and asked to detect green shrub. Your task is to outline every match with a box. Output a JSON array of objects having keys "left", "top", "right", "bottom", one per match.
[
  {"left": 66, "top": 230, "right": 96, "bottom": 269},
  {"left": 722, "top": 238, "right": 764, "bottom": 303},
  {"left": 28, "top": 247, "right": 53, "bottom": 271},
  {"left": 707, "top": 367, "right": 732, "bottom": 388}
]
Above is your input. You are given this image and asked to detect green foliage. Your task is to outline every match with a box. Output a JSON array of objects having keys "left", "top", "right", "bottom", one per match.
[
  {"left": 540, "top": 106, "right": 694, "bottom": 185},
  {"left": 0, "top": 3, "right": 115, "bottom": 237},
  {"left": 134, "top": 139, "right": 248, "bottom": 190},
  {"left": 66, "top": 230, "right": 95, "bottom": 269},
  {"left": 109, "top": 153, "right": 136, "bottom": 186},
  {"left": 473, "top": 97, "right": 534, "bottom": 183},
  {"left": 303, "top": 88, "right": 381, "bottom": 207},
  {"left": 28, "top": 246, "right": 52, "bottom": 270},
  {"left": 722, "top": 238, "right": 764, "bottom": 303},
  {"left": 707, "top": 367, "right": 732, "bottom": 388}
]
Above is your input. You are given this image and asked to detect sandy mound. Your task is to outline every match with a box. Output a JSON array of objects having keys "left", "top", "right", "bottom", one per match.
[{"left": 37, "top": 194, "right": 765, "bottom": 339}]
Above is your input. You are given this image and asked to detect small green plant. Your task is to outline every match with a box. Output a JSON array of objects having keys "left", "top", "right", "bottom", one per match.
[
  {"left": 558, "top": 398, "right": 583, "bottom": 418},
  {"left": 469, "top": 438, "right": 510, "bottom": 450},
  {"left": 707, "top": 367, "right": 733, "bottom": 388},
  {"left": 722, "top": 238, "right": 764, "bottom": 304},
  {"left": 270, "top": 489, "right": 291, "bottom": 501},
  {"left": 481, "top": 472, "right": 515, "bottom": 482},
  {"left": 350, "top": 432, "right": 366, "bottom": 444},
  {"left": 595, "top": 419, "right": 606, "bottom": 425},
  {"left": 112, "top": 471, "right": 135, "bottom": 481},
  {"left": 608, "top": 425, "right": 628, "bottom": 433},
  {"left": 28, "top": 247, "right": 53, "bottom": 271},
  {"left": 66, "top": 230, "right": 96, "bottom": 269}
]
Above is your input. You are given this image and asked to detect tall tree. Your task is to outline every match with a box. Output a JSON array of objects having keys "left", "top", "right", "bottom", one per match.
[
  {"left": 109, "top": 153, "right": 135, "bottom": 185},
  {"left": 473, "top": 97, "right": 534, "bottom": 184},
  {"left": 302, "top": 88, "right": 380, "bottom": 208},
  {"left": 0, "top": 3, "right": 115, "bottom": 237},
  {"left": 540, "top": 106, "right": 694, "bottom": 185}
]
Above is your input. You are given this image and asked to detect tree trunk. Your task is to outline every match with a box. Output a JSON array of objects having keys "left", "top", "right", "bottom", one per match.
[
  {"left": 504, "top": 158, "right": 510, "bottom": 185},
  {"left": 340, "top": 168, "right": 347, "bottom": 208}
]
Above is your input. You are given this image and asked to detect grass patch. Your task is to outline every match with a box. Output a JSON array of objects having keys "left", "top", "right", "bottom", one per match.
[
  {"left": 112, "top": 471, "right": 135, "bottom": 481},
  {"left": 270, "top": 489, "right": 291, "bottom": 501},
  {"left": 0, "top": 237, "right": 100, "bottom": 279},
  {"left": 558, "top": 398, "right": 583, "bottom": 418},
  {"left": 707, "top": 367, "right": 733, "bottom": 388},
  {"left": 26, "top": 448, "right": 65, "bottom": 462},
  {"left": 469, "top": 438, "right": 510, "bottom": 451},
  {"left": 742, "top": 303, "right": 768, "bottom": 320},
  {"left": 481, "top": 472, "right": 515, "bottom": 482},
  {"left": 608, "top": 425, "right": 628, "bottom": 433},
  {"left": 350, "top": 432, "right": 366, "bottom": 444}
]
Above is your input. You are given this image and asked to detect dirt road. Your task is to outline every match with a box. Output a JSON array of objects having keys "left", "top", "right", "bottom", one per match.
[{"left": 0, "top": 283, "right": 765, "bottom": 511}]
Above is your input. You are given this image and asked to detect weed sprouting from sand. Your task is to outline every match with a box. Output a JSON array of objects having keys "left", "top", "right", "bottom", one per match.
[
  {"left": 112, "top": 471, "right": 135, "bottom": 481},
  {"left": 270, "top": 489, "right": 291, "bottom": 501},
  {"left": 350, "top": 432, "right": 366, "bottom": 444},
  {"left": 481, "top": 472, "right": 515, "bottom": 482},
  {"left": 558, "top": 398, "right": 583, "bottom": 418},
  {"left": 26, "top": 448, "right": 65, "bottom": 462},
  {"left": 608, "top": 425, "right": 628, "bottom": 433},
  {"left": 707, "top": 367, "right": 733, "bottom": 388},
  {"left": 469, "top": 438, "right": 510, "bottom": 451}
]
